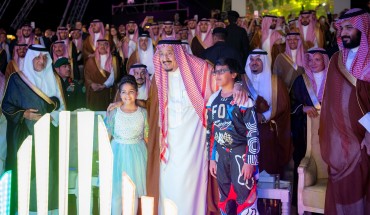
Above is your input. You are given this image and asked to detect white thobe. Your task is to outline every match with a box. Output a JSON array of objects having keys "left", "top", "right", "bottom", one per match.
[
  {"left": 137, "top": 84, "right": 148, "bottom": 100},
  {"left": 159, "top": 68, "right": 208, "bottom": 215}
]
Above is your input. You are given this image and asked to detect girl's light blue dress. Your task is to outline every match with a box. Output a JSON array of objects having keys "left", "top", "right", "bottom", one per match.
[{"left": 105, "top": 106, "right": 148, "bottom": 214}]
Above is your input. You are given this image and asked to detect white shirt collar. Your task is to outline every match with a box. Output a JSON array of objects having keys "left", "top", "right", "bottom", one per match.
[{"left": 350, "top": 46, "right": 359, "bottom": 53}]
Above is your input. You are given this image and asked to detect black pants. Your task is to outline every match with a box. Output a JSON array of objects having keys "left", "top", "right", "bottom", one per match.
[{"left": 216, "top": 146, "right": 259, "bottom": 215}]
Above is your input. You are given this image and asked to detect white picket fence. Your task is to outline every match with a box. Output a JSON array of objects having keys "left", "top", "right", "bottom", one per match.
[{"left": 10, "top": 111, "right": 177, "bottom": 215}]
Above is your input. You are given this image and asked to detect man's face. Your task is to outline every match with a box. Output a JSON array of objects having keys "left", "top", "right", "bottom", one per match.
[
  {"left": 127, "top": 23, "right": 136, "bottom": 34},
  {"left": 308, "top": 53, "right": 325, "bottom": 73},
  {"left": 164, "top": 25, "right": 173, "bottom": 36},
  {"left": 249, "top": 55, "right": 263, "bottom": 74},
  {"left": 57, "top": 64, "right": 71, "bottom": 79},
  {"left": 90, "top": 22, "right": 101, "bottom": 33},
  {"left": 33, "top": 53, "right": 48, "bottom": 72},
  {"left": 71, "top": 30, "right": 81, "bottom": 39},
  {"left": 22, "top": 27, "right": 32, "bottom": 38},
  {"left": 188, "top": 20, "right": 196, "bottom": 29},
  {"left": 53, "top": 43, "right": 65, "bottom": 56},
  {"left": 34, "top": 28, "right": 42, "bottom": 37},
  {"left": 174, "top": 25, "right": 181, "bottom": 34},
  {"left": 152, "top": 26, "right": 159, "bottom": 35},
  {"left": 97, "top": 41, "right": 109, "bottom": 54},
  {"left": 0, "top": 33, "right": 6, "bottom": 43},
  {"left": 289, "top": 22, "right": 296, "bottom": 30},
  {"left": 340, "top": 21, "right": 361, "bottom": 49},
  {"left": 300, "top": 14, "right": 311, "bottom": 26},
  {"left": 215, "top": 22, "right": 224, "bottom": 28},
  {"left": 17, "top": 46, "right": 27, "bottom": 58},
  {"left": 133, "top": 67, "right": 147, "bottom": 86},
  {"left": 180, "top": 30, "right": 188, "bottom": 40},
  {"left": 59, "top": 30, "right": 69, "bottom": 40},
  {"left": 159, "top": 45, "right": 178, "bottom": 72},
  {"left": 118, "top": 24, "right": 126, "bottom": 33},
  {"left": 199, "top": 22, "right": 209, "bottom": 33},
  {"left": 75, "top": 22, "right": 83, "bottom": 30},
  {"left": 270, "top": 18, "right": 277, "bottom": 29},
  {"left": 139, "top": 37, "right": 149, "bottom": 51},
  {"left": 287, "top": 37, "right": 299, "bottom": 50}
]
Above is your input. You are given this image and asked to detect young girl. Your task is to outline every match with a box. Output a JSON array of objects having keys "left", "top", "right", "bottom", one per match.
[{"left": 105, "top": 75, "right": 148, "bottom": 214}]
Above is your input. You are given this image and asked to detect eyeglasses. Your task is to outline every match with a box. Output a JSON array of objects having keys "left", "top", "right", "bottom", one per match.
[{"left": 212, "top": 69, "right": 231, "bottom": 76}]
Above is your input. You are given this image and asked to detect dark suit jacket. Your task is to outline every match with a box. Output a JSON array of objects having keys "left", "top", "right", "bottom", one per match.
[
  {"left": 225, "top": 23, "right": 250, "bottom": 65},
  {"left": 202, "top": 41, "right": 242, "bottom": 67}
]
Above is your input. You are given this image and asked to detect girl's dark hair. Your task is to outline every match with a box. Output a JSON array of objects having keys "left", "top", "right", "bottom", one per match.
[
  {"left": 214, "top": 57, "right": 242, "bottom": 81},
  {"left": 118, "top": 75, "right": 138, "bottom": 91}
]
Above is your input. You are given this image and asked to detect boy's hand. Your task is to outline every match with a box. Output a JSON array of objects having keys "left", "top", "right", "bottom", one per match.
[
  {"left": 241, "top": 163, "right": 254, "bottom": 180},
  {"left": 209, "top": 160, "right": 217, "bottom": 178}
]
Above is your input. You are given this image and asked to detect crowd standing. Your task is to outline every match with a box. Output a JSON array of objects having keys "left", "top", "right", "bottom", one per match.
[{"left": 0, "top": 4, "right": 369, "bottom": 215}]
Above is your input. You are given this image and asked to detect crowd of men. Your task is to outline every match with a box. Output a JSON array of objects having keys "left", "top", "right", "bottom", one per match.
[{"left": 0, "top": 5, "right": 369, "bottom": 215}]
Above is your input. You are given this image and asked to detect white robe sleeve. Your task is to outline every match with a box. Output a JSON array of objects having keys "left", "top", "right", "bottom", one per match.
[{"left": 103, "top": 69, "right": 115, "bottom": 88}]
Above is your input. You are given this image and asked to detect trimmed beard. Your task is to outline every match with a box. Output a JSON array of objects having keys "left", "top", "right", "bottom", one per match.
[{"left": 342, "top": 31, "right": 361, "bottom": 49}]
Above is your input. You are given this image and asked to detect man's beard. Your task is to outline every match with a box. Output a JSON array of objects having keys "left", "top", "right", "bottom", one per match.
[
  {"left": 301, "top": 21, "right": 309, "bottom": 26},
  {"left": 342, "top": 31, "right": 361, "bottom": 49},
  {"left": 269, "top": 25, "right": 276, "bottom": 30},
  {"left": 128, "top": 30, "right": 135, "bottom": 34}
]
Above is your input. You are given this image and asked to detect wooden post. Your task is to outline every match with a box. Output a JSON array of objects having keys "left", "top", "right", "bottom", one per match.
[
  {"left": 58, "top": 111, "right": 71, "bottom": 215},
  {"left": 122, "top": 172, "right": 136, "bottom": 215},
  {"left": 17, "top": 136, "right": 33, "bottom": 215},
  {"left": 34, "top": 114, "right": 51, "bottom": 215},
  {"left": 77, "top": 111, "right": 94, "bottom": 214},
  {"left": 141, "top": 196, "right": 154, "bottom": 215},
  {"left": 98, "top": 116, "right": 113, "bottom": 215}
]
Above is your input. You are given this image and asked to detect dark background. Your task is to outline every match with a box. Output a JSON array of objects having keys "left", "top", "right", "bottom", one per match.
[
  {"left": 0, "top": 0, "right": 223, "bottom": 34},
  {"left": 1, "top": 0, "right": 366, "bottom": 35}
]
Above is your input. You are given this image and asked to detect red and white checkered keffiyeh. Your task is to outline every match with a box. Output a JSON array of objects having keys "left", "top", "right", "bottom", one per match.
[
  {"left": 18, "top": 25, "right": 36, "bottom": 46},
  {"left": 94, "top": 40, "right": 112, "bottom": 72},
  {"left": 154, "top": 39, "right": 216, "bottom": 163},
  {"left": 335, "top": 8, "right": 370, "bottom": 81},
  {"left": 195, "top": 19, "right": 213, "bottom": 48},
  {"left": 298, "top": 11, "right": 317, "bottom": 44},
  {"left": 57, "top": 27, "right": 73, "bottom": 56},
  {"left": 52, "top": 41, "right": 69, "bottom": 61},
  {"left": 261, "top": 16, "right": 283, "bottom": 51},
  {"left": 285, "top": 33, "right": 305, "bottom": 67},
  {"left": 303, "top": 48, "right": 329, "bottom": 102},
  {"left": 88, "top": 20, "right": 106, "bottom": 44},
  {"left": 12, "top": 44, "right": 27, "bottom": 67},
  {"left": 128, "top": 65, "right": 150, "bottom": 98}
]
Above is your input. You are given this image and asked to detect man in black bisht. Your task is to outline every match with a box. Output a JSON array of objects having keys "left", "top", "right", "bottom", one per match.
[
  {"left": 202, "top": 27, "right": 242, "bottom": 67},
  {"left": 225, "top": 10, "right": 250, "bottom": 64}
]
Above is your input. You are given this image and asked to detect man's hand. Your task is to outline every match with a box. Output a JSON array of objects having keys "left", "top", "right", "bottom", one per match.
[
  {"left": 303, "top": 106, "right": 319, "bottom": 118},
  {"left": 241, "top": 163, "right": 254, "bottom": 180},
  {"left": 23, "top": 109, "right": 42, "bottom": 121},
  {"left": 107, "top": 101, "right": 123, "bottom": 112},
  {"left": 255, "top": 96, "right": 269, "bottom": 113},
  {"left": 91, "top": 83, "right": 100, "bottom": 91},
  {"left": 233, "top": 83, "right": 248, "bottom": 105},
  {"left": 361, "top": 132, "right": 370, "bottom": 155},
  {"left": 209, "top": 160, "right": 217, "bottom": 178}
]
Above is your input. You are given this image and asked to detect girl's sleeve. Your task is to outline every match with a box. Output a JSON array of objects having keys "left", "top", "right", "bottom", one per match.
[{"left": 104, "top": 108, "right": 116, "bottom": 136}]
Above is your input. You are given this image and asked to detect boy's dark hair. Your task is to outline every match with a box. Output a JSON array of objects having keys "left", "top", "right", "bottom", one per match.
[
  {"left": 118, "top": 75, "right": 138, "bottom": 92},
  {"left": 214, "top": 57, "right": 242, "bottom": 82}
]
